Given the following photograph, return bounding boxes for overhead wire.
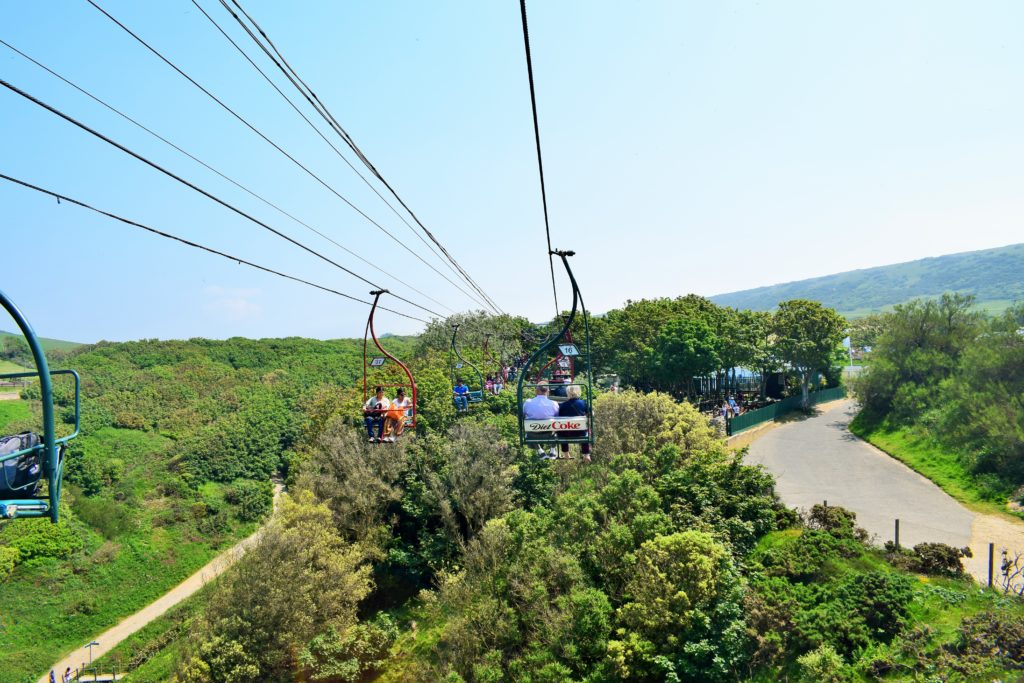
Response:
[83,0,492,312]
[194,0,494,314]
[0,173,430,324]
[0,77,443,319]
[518,0,561,318]
[221,0,506,315]
[0,37,457,315]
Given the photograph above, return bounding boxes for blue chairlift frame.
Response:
[516,250,594,448]
[449,324,484,406]
[0,288,80,522]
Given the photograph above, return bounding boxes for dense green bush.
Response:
[224,479,273,522]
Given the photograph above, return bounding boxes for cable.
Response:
[518,0,560,317]
[0,38,457,316]
[197,0,484,312]
[84,0,491,312]
[0,173,430,323]
[222,0,505,315]
[223,0,499,313]
[0,77,442,319]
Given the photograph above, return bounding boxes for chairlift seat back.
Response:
[0,432,43,499]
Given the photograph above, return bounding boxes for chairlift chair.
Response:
[362,290,417,437]
[516,251,594,450]
[449,323,484,408]
[0,288,80,522]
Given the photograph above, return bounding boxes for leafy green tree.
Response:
[653,316,721,396]
[855,294,981,420]
[186,492,373,679]
[773,300,846,408]
[177,635,259,683]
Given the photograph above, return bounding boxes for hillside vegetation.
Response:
[711,242,1024,316]
[5,299,1024,682]
[0,329,83,353]
[851,295,1024,513]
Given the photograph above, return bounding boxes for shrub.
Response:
[0,515,83,561]
[72,495,134,539]
[299,614,399,682]
[225,479,273,522]
[797,643,847,682]
[0,545,19,580]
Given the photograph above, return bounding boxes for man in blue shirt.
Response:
[453,378,470,412]
[523,384,559,459]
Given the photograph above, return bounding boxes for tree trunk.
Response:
[800,373,811,410]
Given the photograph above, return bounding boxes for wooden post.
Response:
[823,500,827,508]
[989,543,995,587]
[895,519,900,550]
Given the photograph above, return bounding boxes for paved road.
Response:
[746,400,974,550]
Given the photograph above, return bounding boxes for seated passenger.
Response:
[523,383,559,420]
[453,378,470,412]
[363,386,390,442]
[557,385,591,461]
[383,388,412,442]
[550,373,569,398]
[493,374,504,394]
[485,376,494,394]
[523,383,559,459]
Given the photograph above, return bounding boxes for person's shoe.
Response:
[369,437,378,443]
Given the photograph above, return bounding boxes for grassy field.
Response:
[849,415,1016,518]
[0,399,31,432]
[0,426,257,683]
[0,330,83,353]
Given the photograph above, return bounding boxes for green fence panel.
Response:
[727,386,847,436]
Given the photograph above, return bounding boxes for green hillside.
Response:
[710,242,1024,316]
[0,329,84,352]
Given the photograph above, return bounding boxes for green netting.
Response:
[727,386,847,436]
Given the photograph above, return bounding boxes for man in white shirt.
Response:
[363,386,390,442]
[523,384,559,458]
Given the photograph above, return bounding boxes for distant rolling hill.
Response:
[0,330,84,353]
[710,243,1024,317]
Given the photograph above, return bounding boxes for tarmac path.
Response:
[37,484,283,683]
[745,400,1024,586]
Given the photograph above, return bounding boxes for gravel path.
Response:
[745,400,1024,586]
[37,485,283,682]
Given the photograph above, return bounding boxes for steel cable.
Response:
[0,37,457,315]
[0,77,442,319]
[84,0,491,312]
[518,0,560,317]
[0,173,430,323]
[223,0,505,315]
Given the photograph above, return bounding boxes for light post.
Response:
[85,641,99,667]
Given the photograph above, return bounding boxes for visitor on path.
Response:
[728,395,738,416]
[453,378,470,412]
[383,388,411,441]
[523,383,559,459]
[557,384,591,462]
[363,386,390,442]
[63,668,72,683]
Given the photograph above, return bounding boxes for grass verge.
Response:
[849,413,1016,519]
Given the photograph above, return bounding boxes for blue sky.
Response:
[2,1,1022,342]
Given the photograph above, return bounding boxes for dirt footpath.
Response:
[38,485,283,682]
